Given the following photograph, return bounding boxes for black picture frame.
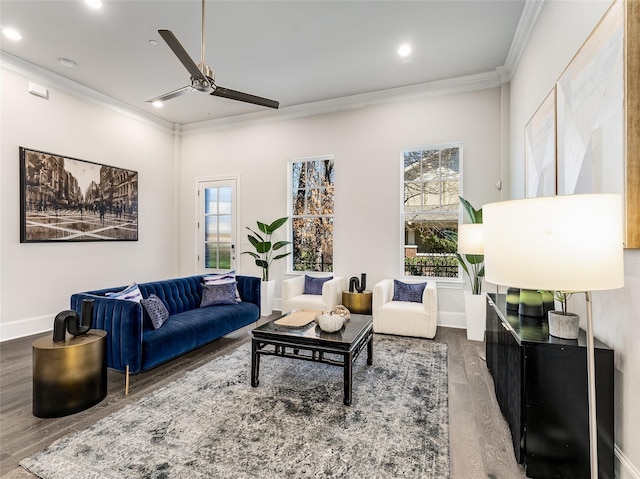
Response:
[19,147,138,242]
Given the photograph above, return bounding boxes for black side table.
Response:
[32,329,107,418]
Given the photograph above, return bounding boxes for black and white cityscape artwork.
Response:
[20,147,138,242]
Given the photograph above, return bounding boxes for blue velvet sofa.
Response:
[70,275,260,388]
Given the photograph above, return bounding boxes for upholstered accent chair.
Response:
[281,275,346,314]
[372,279,438,339]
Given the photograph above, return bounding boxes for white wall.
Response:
[178,87,504,328]
[0,67,178,340]
[510,1,640,477]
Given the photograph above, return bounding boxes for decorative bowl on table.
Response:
[317,313,345,333]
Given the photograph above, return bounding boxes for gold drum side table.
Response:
[341,290,373,315]
[32,329,107,418]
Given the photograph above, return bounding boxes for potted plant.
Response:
[548,291,579,339]
[456,196,486,341]
[242,217,291,316]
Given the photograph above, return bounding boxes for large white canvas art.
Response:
[556,0,624,196]
[525,88,556,198]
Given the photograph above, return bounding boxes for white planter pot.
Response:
[260,280,275,317]
[548,310,579,339]
[465,291,486,342]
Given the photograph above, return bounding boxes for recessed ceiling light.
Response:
[149,39,159,46]
[58,58,76,68]
[84,0,102,9]
[152,101,163,108]
[398,44,412,58]
[2,28,22,41]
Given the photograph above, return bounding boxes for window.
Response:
[402,144,461,278]
[289,156,335,272]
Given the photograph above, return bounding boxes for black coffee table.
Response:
[251,313,373,405]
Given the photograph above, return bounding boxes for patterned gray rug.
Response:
[20,334,449,479]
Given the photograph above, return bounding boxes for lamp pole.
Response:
[585,291,598,479]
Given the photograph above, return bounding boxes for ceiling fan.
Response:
[147,0,278,109]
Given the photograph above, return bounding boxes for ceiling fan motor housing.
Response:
[190,63,214,92]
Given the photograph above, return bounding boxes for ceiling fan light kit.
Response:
[147,0,278,110]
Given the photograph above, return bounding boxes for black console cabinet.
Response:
[485,294,614,479]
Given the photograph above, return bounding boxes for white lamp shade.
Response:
[458,224,484,254]
[483,194,624,292]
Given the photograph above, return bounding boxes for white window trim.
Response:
[287,154,335,274]
[399,142,464,281]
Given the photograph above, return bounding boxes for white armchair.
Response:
[372,279,438,339]
[281,275,346,314]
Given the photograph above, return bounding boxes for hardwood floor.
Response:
[0,318,527,479]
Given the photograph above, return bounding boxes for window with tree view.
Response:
[290,156,334,272]
[403,144,460,278]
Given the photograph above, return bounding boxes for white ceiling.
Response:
[0,0,531,126]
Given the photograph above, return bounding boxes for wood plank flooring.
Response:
[0,317,528,478]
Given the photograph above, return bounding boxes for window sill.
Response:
[401,277,465,290]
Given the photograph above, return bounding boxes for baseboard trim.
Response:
[616,444,640,479]
[438,311,467,330]
[0,315,52,342]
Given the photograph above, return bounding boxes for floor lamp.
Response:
[482,194,624,479]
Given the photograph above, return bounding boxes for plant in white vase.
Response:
[456,196,484,294]
[243,217,291,282]
[242,217,291,316]
[456,197,486,342]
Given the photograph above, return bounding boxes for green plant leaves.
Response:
[459,196,483,224]
[465,254,484,265]
[457,197,484,294]
[242,217,290,281]
[267,217,289,233]
[272,240,291,250]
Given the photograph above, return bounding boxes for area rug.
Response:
[20,334,449,479]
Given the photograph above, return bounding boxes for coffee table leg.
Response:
[343,352,353,406]
[367,332,373,365]
[251,339,260,387]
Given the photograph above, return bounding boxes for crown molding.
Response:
[503,0,545,81]
[181,70,503,134]
[0,51,175,134]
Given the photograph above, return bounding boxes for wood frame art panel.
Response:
[626,0,640,248]
[525,87,557,198]
[19,147,138,242]
[556,0,639,248]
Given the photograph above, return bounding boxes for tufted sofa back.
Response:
[137,276,202,315]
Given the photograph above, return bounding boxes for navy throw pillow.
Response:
[304,275,333,295]
[201,282,239,307]
[140,294,170,329]
[392,280,427,303]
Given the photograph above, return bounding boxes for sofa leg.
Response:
[125,365,130,395]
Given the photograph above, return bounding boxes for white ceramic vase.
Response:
[464,291,486,342]
[260,280,275,316]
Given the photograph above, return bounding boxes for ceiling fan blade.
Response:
[211,86,279,109]
[158,29,207,82]
[146,85,194,103]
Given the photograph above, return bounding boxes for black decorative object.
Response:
[506,287,520,312]
[348,273,367,293]
[52,299,94,342]
[518,289,544,317]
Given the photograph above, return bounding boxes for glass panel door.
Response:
[198,179,237,272]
